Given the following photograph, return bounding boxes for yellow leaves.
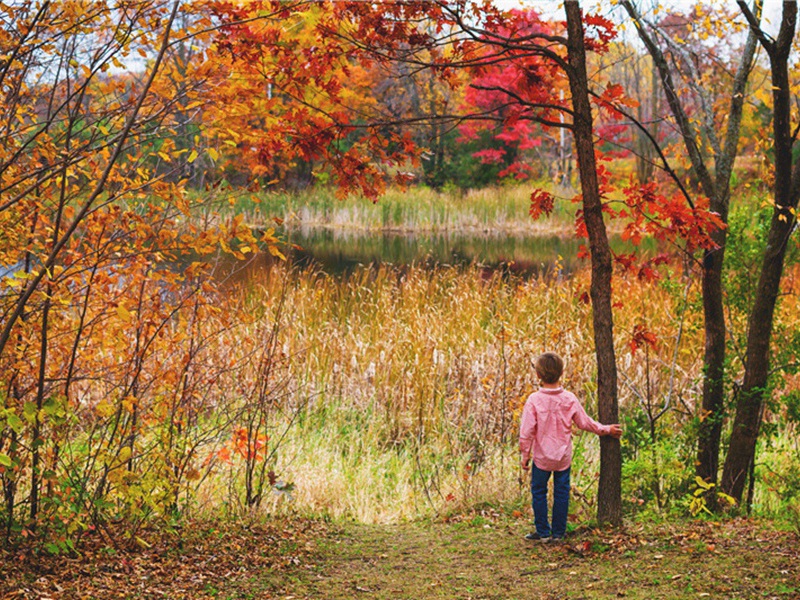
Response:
[95,399,116,418]
[188,149,199,163]
[267,244,286,260]
[122,395,137,413]
[207,147,219,161]
[117,303,133,323]
[689,477,736,516]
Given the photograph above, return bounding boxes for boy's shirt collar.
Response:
[538,385,564,393]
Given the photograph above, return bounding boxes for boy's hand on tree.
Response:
[609,424,623,438]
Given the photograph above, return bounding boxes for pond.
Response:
[214,225,656,282]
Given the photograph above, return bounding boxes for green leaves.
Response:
[5,410,24,434]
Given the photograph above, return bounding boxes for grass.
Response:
[221,182,580,233]
[238,516,799,600]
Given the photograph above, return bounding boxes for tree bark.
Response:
[723,1,798,502]
[565,0,621,526]
[621,0,759,500]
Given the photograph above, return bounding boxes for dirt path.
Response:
[261,518,798,600]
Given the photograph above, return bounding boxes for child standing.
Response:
[519,352,622,541]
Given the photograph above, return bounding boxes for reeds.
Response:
[232,183,578,234]
[211,260,710,523]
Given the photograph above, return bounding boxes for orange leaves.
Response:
[594,83,639,118]
[215,428,270,465]
[620,181,725,252]
[204,0,392,196]
[529,189,555,220]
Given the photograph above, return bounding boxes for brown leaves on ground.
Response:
[1,516,798,599]
[0,517,327,599]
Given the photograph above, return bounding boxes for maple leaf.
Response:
[530,189,555,220]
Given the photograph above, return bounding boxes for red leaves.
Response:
[456,9,564,182]
[630,323,658,354]
[529,189,555,220]
[499,162,536,180]
[582,13,617,52]
[620,182,725,252]
[614,252,671,282]
[473,148,506,164]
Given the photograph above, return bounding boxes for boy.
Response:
[519,352,622,541]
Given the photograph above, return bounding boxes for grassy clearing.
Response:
[4,514,796,599]
[240,516,799,600]
[220,263,700,524]
[199,259,800,527]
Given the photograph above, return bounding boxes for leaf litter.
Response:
[1,515,798,599]
[1,518,326,599]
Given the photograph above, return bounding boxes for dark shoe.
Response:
[524,532,551,542]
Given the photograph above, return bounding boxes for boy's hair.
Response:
[535,352,563,384]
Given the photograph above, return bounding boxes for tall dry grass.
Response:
[206,260,710,524]
[230,183,578,234]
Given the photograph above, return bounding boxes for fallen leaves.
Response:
[1,517,327,600]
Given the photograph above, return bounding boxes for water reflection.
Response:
[214,226,655,283]
[283,228,588,277]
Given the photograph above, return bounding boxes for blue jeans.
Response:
[530,463,570,538]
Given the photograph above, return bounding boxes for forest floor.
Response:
[2,515,798,599]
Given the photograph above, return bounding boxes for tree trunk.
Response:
[565,0,621,527]
[622,0,759,501]
[723,1,798,502]
[696,243,726,490]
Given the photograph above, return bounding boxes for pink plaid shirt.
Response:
[519,386,612,472]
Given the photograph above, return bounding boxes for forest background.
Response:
[1,0,799,566]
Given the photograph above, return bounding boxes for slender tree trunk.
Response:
[565,0,621,526]
[696,242,726,489]
[723,1,798,502]
[697,2,759,504]
[622,0,759,501]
